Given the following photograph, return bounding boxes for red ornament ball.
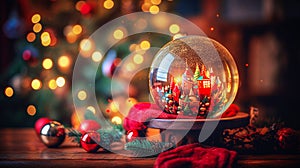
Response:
[40,121,65,148]
[79,120,101,135]
[34,117,52,135]
[80,131,101,153]
[126,130,139,142]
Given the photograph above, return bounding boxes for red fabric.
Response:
[154,143,237,168]
[123,102,239,132]
[221,104,240,118]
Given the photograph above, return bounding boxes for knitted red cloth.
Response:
[123,102,239,132]
[154,143,237,168]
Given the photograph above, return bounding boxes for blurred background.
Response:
[0,0,299,129]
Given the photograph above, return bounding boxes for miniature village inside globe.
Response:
[149,36,239,119]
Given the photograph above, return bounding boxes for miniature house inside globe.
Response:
[149,35,239,118]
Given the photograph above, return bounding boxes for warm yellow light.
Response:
[31,14,41,23]
[133,54,144,64]
[77,90,87,100]
[75,1,85,11]
[58,56,71,68]
[4,87,14,97]
[66,32,77,43]
[87,106,96,114]
[149,5,159,14]
[111,116,122,124]
[42,58,53,70]
[129,44,137,52]
[126,62,135,71]
[80,39,92,51]
[56,77,65,87]
[151,0,161,5]
[26,32,36,42]
[27,105,37,116]
[91,51,103,62]
[169,24,180,34]
[41,32,51,46]
[140,40,151,50]
[103,0,114,9]
[48,79,57,90]
[72,24,82,35]
[33,23,42,33]
[110,102,119,113]
[113,29,124,40]
[31,79,42,90]
[141,3,151,12]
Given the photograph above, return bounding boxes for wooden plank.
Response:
[0,128,299,168]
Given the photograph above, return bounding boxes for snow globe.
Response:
[148,35,249,146]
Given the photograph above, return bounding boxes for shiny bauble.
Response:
[40,121,66,148]
[80,131,101,153]
[34,117,52,135]
[79,119,101,135]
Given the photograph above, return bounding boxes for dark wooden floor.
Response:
[0,128,299,167]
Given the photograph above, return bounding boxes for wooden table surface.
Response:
[0,128,300,168]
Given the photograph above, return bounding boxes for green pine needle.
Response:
[125,139,175,157]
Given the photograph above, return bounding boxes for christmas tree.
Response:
[0,0,187,128]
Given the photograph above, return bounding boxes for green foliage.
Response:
[124,139,175,157]
[97,127,123,149]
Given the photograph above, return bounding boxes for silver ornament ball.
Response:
[40,121,66,148]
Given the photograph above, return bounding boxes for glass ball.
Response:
[149,35,239,118]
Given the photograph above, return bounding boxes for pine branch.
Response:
[125,139,175,157]
[67,128,82,144]
[97,127,123,149]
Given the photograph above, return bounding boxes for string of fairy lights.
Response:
[3,0,219,126]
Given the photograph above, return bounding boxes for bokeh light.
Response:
[4,87,14,97]
[113,29,124,40]
[111,116,122,124]
[87,106,96,114]
[103,0,114,9]
[26,32,36,42]
[91,51,103,62]
[42,58,53,70]
[31,79,42,90]
[31,14,41,23]
[56,77,65,87]
[140,40,151,50]
[151,0,162,5]
[48,79,57,90]
[141,3,151,12]
[133,54,144,64]
[80,38,93,52]
[169,24,180,34]
[58,55,71,68]
[126,62,135,71]
[27,105,37,116]
[75,1,85,11]
[77,90,87,100]
[41,32,51,46]
[33,23,42,33]
[72,24,82,35]
[149,5,159,14]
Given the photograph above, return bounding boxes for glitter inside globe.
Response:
[149,35,239,118]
